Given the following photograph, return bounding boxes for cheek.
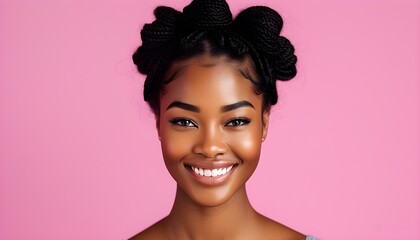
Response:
[160,130,191,181]
[227,127,263,164]
[160,127,192,163]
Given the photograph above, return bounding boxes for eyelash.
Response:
[170,118,197,127]
[225,118,251,127]
[169,118,251,128]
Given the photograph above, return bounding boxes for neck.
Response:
[163,185,259,240]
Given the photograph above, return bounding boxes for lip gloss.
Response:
[187,165,236,186]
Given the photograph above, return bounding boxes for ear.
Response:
[262,110,270,142]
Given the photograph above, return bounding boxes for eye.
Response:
[170,118,197,128]
[225,118,251,127]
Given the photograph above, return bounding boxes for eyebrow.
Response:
[166,101,200,112]
[221,101,254,112]
[165,100,254,113]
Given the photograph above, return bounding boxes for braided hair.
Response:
[132,0,297,116]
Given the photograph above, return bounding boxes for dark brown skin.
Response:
[130,55,305,240]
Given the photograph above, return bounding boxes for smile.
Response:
[185,163,237,186]
[190,166,234,177]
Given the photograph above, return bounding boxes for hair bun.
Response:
[181,0,233,31]
[133,6,181,74]
[271,36,297,80]
[234,6,297,80]
[234,6,283,54]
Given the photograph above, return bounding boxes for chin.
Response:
[172,163,257,208]
[187,185,242,207]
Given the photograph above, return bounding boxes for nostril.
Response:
[192,130,229,157]
[197,149,227,158]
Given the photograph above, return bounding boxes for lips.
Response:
[190,165,234,177]
[184,163,237,186]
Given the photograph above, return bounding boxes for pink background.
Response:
[1,0,419,239]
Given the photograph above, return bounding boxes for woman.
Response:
[131,0,318,239]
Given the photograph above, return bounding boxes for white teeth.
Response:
[190,166,235,177]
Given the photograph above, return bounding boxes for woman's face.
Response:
[157,54,269,207]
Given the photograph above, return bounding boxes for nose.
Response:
[193,126,228,158]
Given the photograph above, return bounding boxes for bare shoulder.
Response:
[128,219,167,240]
[257,214,307,240]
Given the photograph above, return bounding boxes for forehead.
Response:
[160,55,262,108]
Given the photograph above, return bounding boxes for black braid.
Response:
[181,0,232,30]
[132,0,297,116]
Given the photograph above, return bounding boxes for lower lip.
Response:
[186,166,236,186]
